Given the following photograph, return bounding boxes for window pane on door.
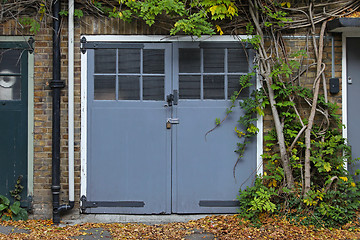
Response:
[179,49,200,73]
[119,76,140,100]
[94,76,116,100]
[118,49,140,73]
[179,75,200,99]
[143,49,164,74]
[204,75,224,99]
[228,49,248,73]
[0,75,21,100]
[0,49,21,74]
[204,49,224,73]
[95,49,116,73]
[228,75,249,99]
[143,76,164,100]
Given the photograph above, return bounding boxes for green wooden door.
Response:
[0,42,28,199]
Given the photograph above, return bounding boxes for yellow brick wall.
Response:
[0,16,345,219]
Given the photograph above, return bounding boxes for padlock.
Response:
[166,120,171,129]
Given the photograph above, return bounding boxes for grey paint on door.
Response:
[86,42,257,214]
[347,37,360,180]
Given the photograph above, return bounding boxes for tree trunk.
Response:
[303,21,327,195]
[265,76,295,188]
[248,0,294,188]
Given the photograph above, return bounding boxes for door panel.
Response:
[172,43,256,213]
[172,102,256,213]
[86,41,257,214]
[347,37,360,180]
[0,46,28,200]
[87,44,172,214]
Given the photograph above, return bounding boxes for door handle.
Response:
[166,94,174,106]
[165,90,178,107]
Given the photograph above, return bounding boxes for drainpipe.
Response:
[331,36,335,78]
[50,0,74,224]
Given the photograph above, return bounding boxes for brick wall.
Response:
[0,16,344,219]
[262,35,343,133]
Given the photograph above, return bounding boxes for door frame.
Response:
[342,33,360,170]
[0,36,34,197]
[80,35,264,204]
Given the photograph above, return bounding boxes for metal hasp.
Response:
[167,118,179,124]
[50,0,74,225]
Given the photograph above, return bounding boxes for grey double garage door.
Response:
[84,41,257,214]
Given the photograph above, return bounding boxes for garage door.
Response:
[83,41,257,214]
[346,37,360,180]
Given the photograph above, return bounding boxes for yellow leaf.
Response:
[351,182,356,187]
[216,25,223,35]
[268,179,277,187]
[118,12,123,17]
[323,162,331,172]
[281,2,291,8]
[340,176,348,182]
[227,5,236,16]
[209,5,218,16]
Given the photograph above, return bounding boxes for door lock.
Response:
[166,94,174,106]
[165,90,178,107]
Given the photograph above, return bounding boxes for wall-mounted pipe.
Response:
[331,36,335,78]
[50,0,74,224]
[68,0,75,204]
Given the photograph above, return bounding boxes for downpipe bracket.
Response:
[49,80,65,89]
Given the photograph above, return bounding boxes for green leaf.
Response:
[18,208,28,221]
[0,195,10,206]
[59,10,68,16]
[74,9,84,19]
[10,201,21,215]
[0,204,7,212]
[215,118,221,125]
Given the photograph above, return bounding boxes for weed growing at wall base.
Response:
[0,176,28,221]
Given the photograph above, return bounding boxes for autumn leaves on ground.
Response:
[1,215,360,239]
